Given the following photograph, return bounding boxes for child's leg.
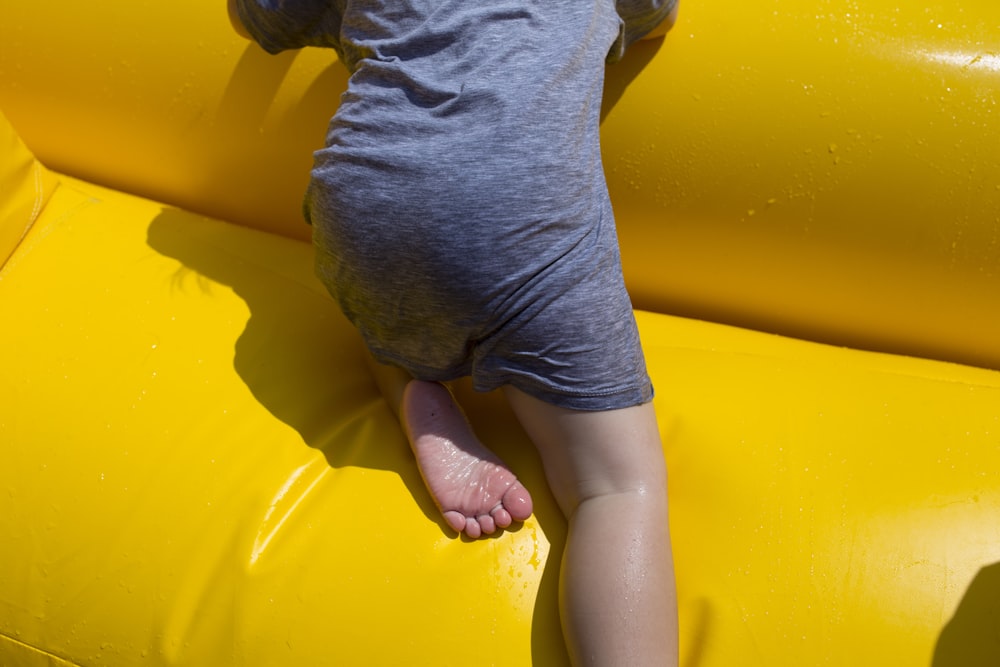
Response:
[504,386,678,667]
[366,357,533,538]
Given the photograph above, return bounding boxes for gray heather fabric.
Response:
[236,0,675,410]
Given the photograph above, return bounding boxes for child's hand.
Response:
[228,0,251,39]
[642,3,680,40]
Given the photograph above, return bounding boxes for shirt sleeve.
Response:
[234,0,342,55]
[607,0,678,63]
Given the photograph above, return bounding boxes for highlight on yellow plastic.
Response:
[1,0,997,369]
[2,1,1000,666]
[0,111,58,268]
[3,171,1000,667]
[604,0,1000,370]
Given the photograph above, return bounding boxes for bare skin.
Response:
[369,357,678,666]
[367,358,533,538]
[402,380,534,537]
[504,387,678,667]
[234,2,681,660]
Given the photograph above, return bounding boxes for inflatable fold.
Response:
[2,1,1000,665]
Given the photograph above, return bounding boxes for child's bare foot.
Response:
[401,380,533,538]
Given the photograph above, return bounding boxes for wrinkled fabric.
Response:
[236,0,672,409]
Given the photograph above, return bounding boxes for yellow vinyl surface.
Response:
[1,0,998,368]
[2,171,1000,666]
[0,111,57,268]
[2,1,1000,666]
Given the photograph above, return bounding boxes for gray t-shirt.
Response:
[236,0,673,409]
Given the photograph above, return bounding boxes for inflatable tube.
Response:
[3,163,1000,666]
[1,0,998,368]
[604,1,1000,369]
[3,2,1000,666]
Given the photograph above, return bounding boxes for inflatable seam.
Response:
[0,632,84,667]
[0,161,59,272]
[19,162,54,247]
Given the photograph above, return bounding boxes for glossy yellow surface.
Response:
[2,173,1000,665]
[3,1,1000,666]
[604,1,1000,370]
[0,111,57,268]
[2,0,998,368]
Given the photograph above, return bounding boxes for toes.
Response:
[443,510,468,535]
[491,506,512,529]
[503,482,534,522]
[477,513,496,535]
[445,505,525,539]
[446,511,485,538]
[463,517,482,539]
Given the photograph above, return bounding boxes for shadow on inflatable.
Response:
[141,32,999,667]
[933,561,1000,667]
[146,209,571,665]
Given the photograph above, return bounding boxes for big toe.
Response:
[503,482,533,522]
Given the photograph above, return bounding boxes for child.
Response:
[230,1,679,664]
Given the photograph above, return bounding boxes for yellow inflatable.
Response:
[2,1,999,665]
